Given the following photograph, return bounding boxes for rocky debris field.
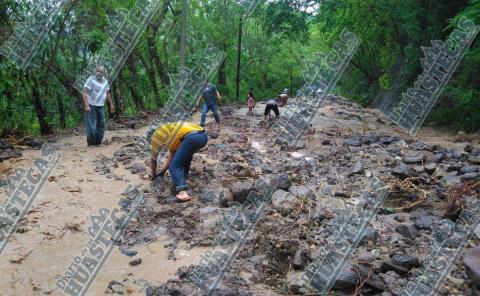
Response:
[86,96,480,296]
[0,137,44,163]
[2,97,480,296]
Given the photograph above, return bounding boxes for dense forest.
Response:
[0,0,479,136]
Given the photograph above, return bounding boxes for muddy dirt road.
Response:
[0,97,479,296]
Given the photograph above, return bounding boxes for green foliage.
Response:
[0,0,479,135]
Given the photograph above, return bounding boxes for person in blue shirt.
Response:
[200,81,222,127]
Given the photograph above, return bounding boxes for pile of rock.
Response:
[0,139,21,162]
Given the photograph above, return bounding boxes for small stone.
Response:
[380,260,409,276]
[286,272,309,294]
[395,224,417,240]
[108,280,124,294]
[414,215,434,230]
[272,174,292,190]
[209,131,219,139]
[460,165,478,174]
[218,188,234,207]
[413,165,425,173]
[359,227,378,245]
[468,155,480,165]
[392,164,409,179]
[432,153,447,163]
[379,136,396,145]
[349,161,365,176]
[271,189,297,214]
[129,258,142,266]
[461,173,480,182]
[0,149,22,161]
[331,271,360,291]
[289,186,314,198]
[0,139,13,150]
[402,154,426,164]
[344,137,363,147]
[365,135,379,145]
[231,181,253,203]
[200,190,217,204]
[384,155,395,165]
[334,190,351,198]
[394,214,407,223]
[391,255,420,270]
[121,250,138,257]
[292,249,310,270]
[114,149,127,157]
[447,163,462,172]
[449,276,465,286]
[358,251,376,263]
[440,175,462,187]
[424,163,437,174]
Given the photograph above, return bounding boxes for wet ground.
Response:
[0,97,479,296]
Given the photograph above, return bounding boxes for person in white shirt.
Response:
[82,66,115,146]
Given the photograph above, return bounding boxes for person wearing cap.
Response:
[149,122,208,202]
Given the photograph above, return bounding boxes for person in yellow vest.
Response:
[149,122,208,202]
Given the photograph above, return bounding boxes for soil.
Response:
[0,96,479,296]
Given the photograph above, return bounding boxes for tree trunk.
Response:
[126,58,144,111]
[56,92,66,128]
[147,28,170,86]
[218,0,227,90]
[112,83,125,119]
[218,43,227,89]
[117,70,135,114]
[31,78,53,135]
[235,16,243,100]
[3,89,14,117]
[136,50,161,105]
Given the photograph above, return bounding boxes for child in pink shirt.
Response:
[247,89,256,115]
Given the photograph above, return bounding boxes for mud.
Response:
[0,97,479,296]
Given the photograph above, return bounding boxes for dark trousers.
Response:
[85,105,105,146]
[200,103,220,126]
[169,132,208,191]
[264,104,279,117]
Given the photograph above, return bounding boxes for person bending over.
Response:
[264,98,280,120]
[149,122,208,202]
